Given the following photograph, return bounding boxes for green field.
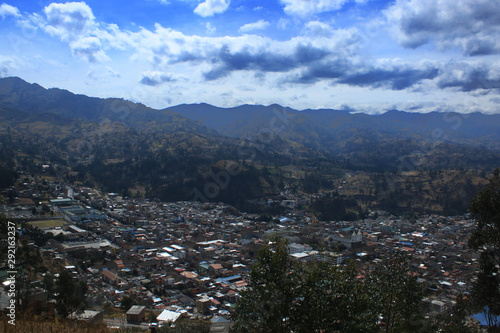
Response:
[27,219,66,229]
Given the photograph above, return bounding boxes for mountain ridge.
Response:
[0,76,499,215]
[2,76,500,170]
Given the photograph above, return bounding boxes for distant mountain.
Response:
[0,76,214,135]
[0,76,499,215]
[1,76,500,171]
[170,102,500,153]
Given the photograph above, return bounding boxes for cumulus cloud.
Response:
[5,0,499,105]
[437,61,500,91]
[194,0,230,17]
[287,57,439,90]
[43,2,96,41]
[140,71,177,86]
[206,22,216,35]
[303,21,334,38]
[277,18,289,30]
[87,66,120,81]
[0,3,20,19]
[133,25,410,89]
[280,0,349,17]
[70,37,109,63]
[200,31,358,80]
[37,2,120,63]
[385,0,500,55]
[0,55,16,77]
[238,20,270,34]
[338,62,439,90]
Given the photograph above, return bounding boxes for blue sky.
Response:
[1,0,499,113]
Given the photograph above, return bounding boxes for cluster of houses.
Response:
[0,176,484,330]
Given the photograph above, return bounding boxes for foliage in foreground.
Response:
[231,237,477,333]
[468,168,500,330]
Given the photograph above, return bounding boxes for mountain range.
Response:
[0,76,499,216]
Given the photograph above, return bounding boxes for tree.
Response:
[371,251,424,333]
[233,237,427,333]
[292,260,379,333]
[120,295,136,311]
[0,213,9,262]
[232,237,379,333]
[468,168,500,329]
[232,237,298,333]
[437,294,479,333]
[55,270,88,318]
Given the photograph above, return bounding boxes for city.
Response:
[0,172,485,331]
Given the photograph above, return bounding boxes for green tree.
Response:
[120,295,136,311]
[292,260,379,333]
[55,270,88,318]
[437,294,479,333]
[468,168,500,329]
[0,213,9,262]
[232,237,298,333]
[232,237,379,333]
[371,251,424,333]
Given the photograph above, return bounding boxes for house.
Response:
[126,305,146,323]
[69,310,103,324]
[157,309,182,324]
[196,297,211,315]
[102,270,119,285]
[50,198,73,207]
[290,252,311,262]
[209,264,223,276]
[288,243,312,254]
[210,316,233,333]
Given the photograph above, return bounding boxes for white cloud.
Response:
[0,3,20,19]
[206,22,216,35]
[140,71,177,86]
[70,37,110,63]
[194,0,230,17]
[43,2,96,41]
[2,1,499,113]
[303,21,334,38]
[87,66,120,81]
[280,0,349,18]
[277,18,289,30]
[238,20,270,34]
[385,0,500,55]
[0,55,17,77]
[39,2,123,63]
[436,60,500,92]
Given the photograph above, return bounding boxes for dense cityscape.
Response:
[1,170,493,331]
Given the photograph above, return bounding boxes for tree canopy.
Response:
[468,168,500,328]
[231,237,424,333]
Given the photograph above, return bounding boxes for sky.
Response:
[0,0,499,114]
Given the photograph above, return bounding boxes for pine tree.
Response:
[371,251,424,333]
[232,237,298,333]
[468,168,500,329]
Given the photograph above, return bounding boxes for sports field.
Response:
[27,219,66,229]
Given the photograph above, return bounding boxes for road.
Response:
[103,318,150,330]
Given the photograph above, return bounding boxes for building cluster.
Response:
[0,176,482,329]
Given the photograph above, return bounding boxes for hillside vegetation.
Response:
[0,77,499,216]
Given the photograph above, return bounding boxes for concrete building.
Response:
[126,305,146,323]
